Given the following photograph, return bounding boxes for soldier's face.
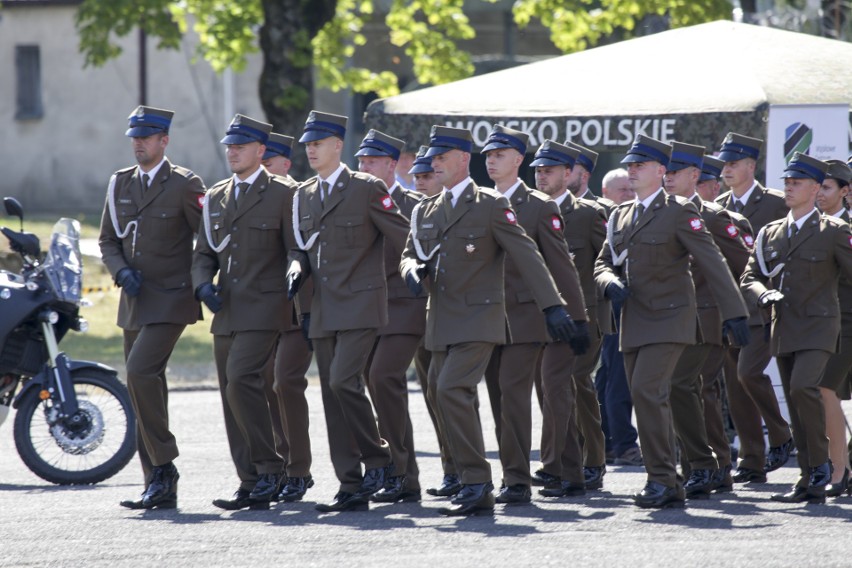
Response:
[358,155,397,185]
[534,165,569,197]
[626,161,664,194]
[132,133,168,168]
[663,167,698,197]
[226,142,264,176]
[304,137,342,173]
[816,178,848,214]
[566,166,584,194]
[484,149,522,184]
[696,179,720,202]
[261,155,291,177]
[783,177,820,211]
[414,172,442,197]
[722,158,755,191]
[431,149,468,187]
[602,176,634,205]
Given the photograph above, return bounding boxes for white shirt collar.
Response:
[734,181,758,207]
[553,190,569,208]
[636,187,665,210]
[787,208,818,231]
[502,179,523,201]
[829,207,846,218]
[233,166,264,188]
[319,163,346,191]
[139,158,166,185]
[387,181,400,195]
[577,188,592,200]
[444,176,473,205]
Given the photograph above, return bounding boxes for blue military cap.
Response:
[355,129,405,160]
[220,114,272,145]
[125,105,174,137]
[529,140,578,168]
[620,135,671,167]
[782,152,829,183]
[408,145,434,175]
[263,132,294,160]
[699,155,724,182]
[667,141,705,172]
[825,160,852,186]
[482,124,529,155]
[299,110,347,143]
[425,125,474,157]
[565,141,598,173]
[718,132,762,162]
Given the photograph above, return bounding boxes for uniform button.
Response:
[441,252,447,257]
[443,237,448,241]
[135,252,141,256]
[440,286,445,291]
[321,241,327,246]
[440,268,445,273]
[232,261,238,266]
[322,276,328,282]
[784,302,790,307]
[784,271,790,276]
[232,278,238,283]
[161,213,167,218]
[321,224,326,230]
[322,260,327,264]
[485,299,490,304]
[232,243,239,249]
[233,227,238,232]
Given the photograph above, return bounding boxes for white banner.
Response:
[766,104,850,183]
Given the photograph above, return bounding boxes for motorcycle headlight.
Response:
[39,311,59,324]
[72,317,89,333]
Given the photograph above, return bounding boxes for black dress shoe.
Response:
[538,480,586,498]
[315,491,369,512]
[355,466,389,498]
[495,484,531,504]
[372,475,421,502]
[764,438,794,472]
[120,493,147,510]
[426,473,462,497]
[771,485,817,503]
[826,468,850,497]
[438,483,495,516]
[213,488,267,511]
[803,460,832,503]
[731,466,767,483]
[711,465,733,493]
[684,468,714,500]
[633,481,685,509]
[141,462,179,509]
[248,473,282,507]
[584,466,605,490]
[531,469,560,487]
[277,475,315,502]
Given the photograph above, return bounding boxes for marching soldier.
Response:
[400,125,582,516]
[741,153,852,504]
[102,106,206,510]
[356,129,426,503]
[286,111,410,513]
[696,156,724,202]
[565,141,616,213]
[594,135,750,509]
[715,132,793,483]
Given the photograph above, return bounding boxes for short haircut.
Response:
[602,168,628,188]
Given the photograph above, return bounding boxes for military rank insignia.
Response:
[725,224,739,238]
[466,243,476,254]
[505,210,517,224]
[688,217,704,231]
[381,195,393,210]
[551,216,562,231]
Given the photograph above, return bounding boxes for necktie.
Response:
[734,200,744,213]
[634,203,645,222]
[320,181,330,208]
[790,223,799,239]
[236,181,249,202]
[141,173,150,193]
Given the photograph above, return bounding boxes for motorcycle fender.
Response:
[11,360,119,409]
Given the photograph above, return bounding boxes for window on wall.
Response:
[16,45,43,120]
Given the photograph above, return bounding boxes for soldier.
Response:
[102,106,206,510]
[257,132,316,503]
[400,125,582,516]
[600,168,634,205]
[696,156,724,202]
[410,146,442,198]
[741,153,852,504]
[565,141,616,213]
[663,141,750,499]
[594,135,750,509]
[715,133,793,484]
[355,129,425,503]
[480,127,589,504]
[191,114,290,510]
[531,140,607,498]
[286,111,410,513]
[814,160,852,496]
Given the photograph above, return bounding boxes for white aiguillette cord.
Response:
[201,193,230,253]
[607,208,628,267]
[107,173,139,253]
[754,225,785,286]
[409,201,442,277]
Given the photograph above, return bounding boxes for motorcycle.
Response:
[0,197,136,484]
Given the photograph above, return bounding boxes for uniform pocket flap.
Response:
[298,218,315,231]
[418,229,438,240]
[248,217,280,230]
[465,290,502,305]
[806,303,839,317]
[567,238,586,250]
[349,277,383,292]
[334,215,364,228]
[650,297,688,310]
[640,232,669,245]
[456,227,487,239]
[801,249,827,262]
[161,275,191,290]
[516,290,535,303]
[149,207,181,219]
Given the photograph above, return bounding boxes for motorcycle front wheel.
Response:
[13,368,136,485]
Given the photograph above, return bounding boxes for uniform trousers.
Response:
[539,342,583,485]
[776,349,832,481]
[572,330,606,467]
[366,333,422,490]
[414,342,455,476]
[623,343,686,487]
[700,344,732,468]
[124,323,185,483]
[670,343,718,470]
[213,330,283,490]
[314,329,391,493]
[428,342,495,485]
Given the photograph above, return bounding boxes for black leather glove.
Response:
[405,263,428,297]
[569,320,591,356]
[287,261,303,301]
[543,305,578,344]
[722,316,751,347]
[195,282,223,313]
[299,313,313,352]
[605,279,629,303]
[758,289,784,308]
[116,267,142,297]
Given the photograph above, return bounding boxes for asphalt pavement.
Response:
[2,380,852,568]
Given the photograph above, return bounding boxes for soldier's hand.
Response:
[758,289,784,308]
[569,320,591,356]
[722,316,751,347]
[286,260,303,300]
[299,313,313,352]
[195,282,223,313]
[604,279,629,303]
[116,267,142,298]
[543,305,578,344]
[405,263,427,297]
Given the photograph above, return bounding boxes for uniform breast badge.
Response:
[466,243,476,254]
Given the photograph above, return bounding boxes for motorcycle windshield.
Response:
[44,218,83,304]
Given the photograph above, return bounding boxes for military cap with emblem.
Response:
[126,106,174,137]
[482,124,529,155]
[620,135,671,167]
[717,132,762,162]
[263,132,294,160]
[220,114,272,145]
[354,129,405,160]
[408,145,434,175]
[565,141,599,173]
[782,152,829,183]
[666,141,706,172]
[825,159,852,186]
[699,155,724,182]
[529,139,579,168]
[298,110,347,143]
[425,125,474,157]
